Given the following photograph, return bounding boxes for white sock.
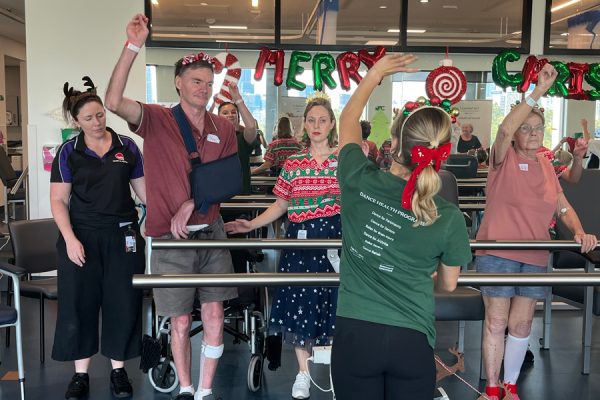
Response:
[503,334,529,384]
[180,385,195,395]
[194,388,212,400]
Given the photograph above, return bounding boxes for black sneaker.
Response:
[65,373,89,399]
[110,368,133,398]
[173,393,195,400]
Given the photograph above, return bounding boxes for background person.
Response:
[251,116,302,177]
[50,78,146,400]
[360,120,378,163]
[105,14,237,400]
[216,84,257,195]
[225,95,341,400]
[331,54,472,400]
[475,63,597,400]
[456,122,482,154]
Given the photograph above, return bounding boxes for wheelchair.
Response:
[147,246,270,394]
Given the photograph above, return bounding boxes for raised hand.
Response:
[228,83,242,102]
[126,13,149,47]
[368,54,419,81]
[536,63,558,94]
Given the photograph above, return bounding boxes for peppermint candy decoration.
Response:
[212,52,242,105]
[426,66,466,105]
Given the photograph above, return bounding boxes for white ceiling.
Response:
[0,0,26,44]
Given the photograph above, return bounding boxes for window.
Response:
[544,0,600,53]
[391,71,564,149]
[145,65,157,104]
[406,0,529,50]
[149,0,276,45]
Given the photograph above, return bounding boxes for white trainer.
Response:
[291,372,311,399]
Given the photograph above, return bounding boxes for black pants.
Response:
[331,317,435,400]
[52,225,146,361]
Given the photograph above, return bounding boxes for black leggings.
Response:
[331,317,435,400]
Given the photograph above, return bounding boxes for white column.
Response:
[25,0,146,218]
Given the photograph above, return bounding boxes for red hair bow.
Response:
[401,143,451,210]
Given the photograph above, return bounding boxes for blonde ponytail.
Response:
[411,165,442,226]
[391,107,452,227]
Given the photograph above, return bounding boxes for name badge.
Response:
[519,163,528,171]
[297,230,308,240]
[207,134,220,144]
[329,161,338,168]
[125,227,137,253]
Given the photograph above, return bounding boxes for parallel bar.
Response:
[151,238,596,250]
[132,272,600,289]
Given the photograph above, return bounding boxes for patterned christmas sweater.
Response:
[264,138,303,168]
[273,148,341,223]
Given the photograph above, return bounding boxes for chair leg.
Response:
[15,314,25,400]
[40,295,45,363]
[582,285,593,375]
[6,287,11,348]
[457,320,466,353]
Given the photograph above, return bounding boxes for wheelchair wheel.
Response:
[247,354,263,392]
[149,358,179,393]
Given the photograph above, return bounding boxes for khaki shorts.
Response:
[151,217,238,317]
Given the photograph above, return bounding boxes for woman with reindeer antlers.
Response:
[50,76,146,400]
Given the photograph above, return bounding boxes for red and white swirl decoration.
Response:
[426,66,466,105]
[212,52,242,105]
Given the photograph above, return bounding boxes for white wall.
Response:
[25,0,146,219]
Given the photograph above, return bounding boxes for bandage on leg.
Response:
[196,342,224,398]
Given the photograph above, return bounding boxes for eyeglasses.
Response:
[518,124,545,134]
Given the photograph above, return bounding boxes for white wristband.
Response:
[125,41,141,53]
[525,95,537,108]
[234,99,243,105]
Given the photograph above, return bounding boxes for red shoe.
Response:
[503,383,520,400]
[482,386,504,400]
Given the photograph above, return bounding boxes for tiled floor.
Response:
[0,295,599,399]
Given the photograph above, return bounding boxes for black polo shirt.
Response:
[50,128,144,229]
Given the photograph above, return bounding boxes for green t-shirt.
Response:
[337,143,472,348]
[236,131,253,195]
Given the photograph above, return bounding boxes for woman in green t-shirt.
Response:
[331,54,472,400]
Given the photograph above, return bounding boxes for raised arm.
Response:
[105,13,149,126]
[339,54,418,150]
[581,118,592,141]
[492,63,557,167]
[251,160,274,175]
[229,83,257,144]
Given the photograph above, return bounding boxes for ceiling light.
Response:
[251,0,259,7]
[420,0,429,3]
[387,29,400,33]
[209,25,248,29]
[561,32,569,36]
[366,40,397,45]
[151,0,159,4]
[442,5,458,9]
[407,29,426,33]
[379,5,387,9]
[200,2,208,5]
[551,0,579,13]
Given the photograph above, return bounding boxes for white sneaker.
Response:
[291,372,311,399]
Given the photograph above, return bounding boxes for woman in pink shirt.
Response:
[475,64,597,400]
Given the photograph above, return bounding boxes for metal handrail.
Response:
[150,238,597,251]
[132,272,600,289]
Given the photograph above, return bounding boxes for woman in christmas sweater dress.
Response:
[225,94,340,400]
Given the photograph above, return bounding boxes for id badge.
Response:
[125,227,137,253]
[297,229,308,240]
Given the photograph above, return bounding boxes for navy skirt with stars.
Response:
[269,214,341,348]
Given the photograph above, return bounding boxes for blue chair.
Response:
[0,261,26,400]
